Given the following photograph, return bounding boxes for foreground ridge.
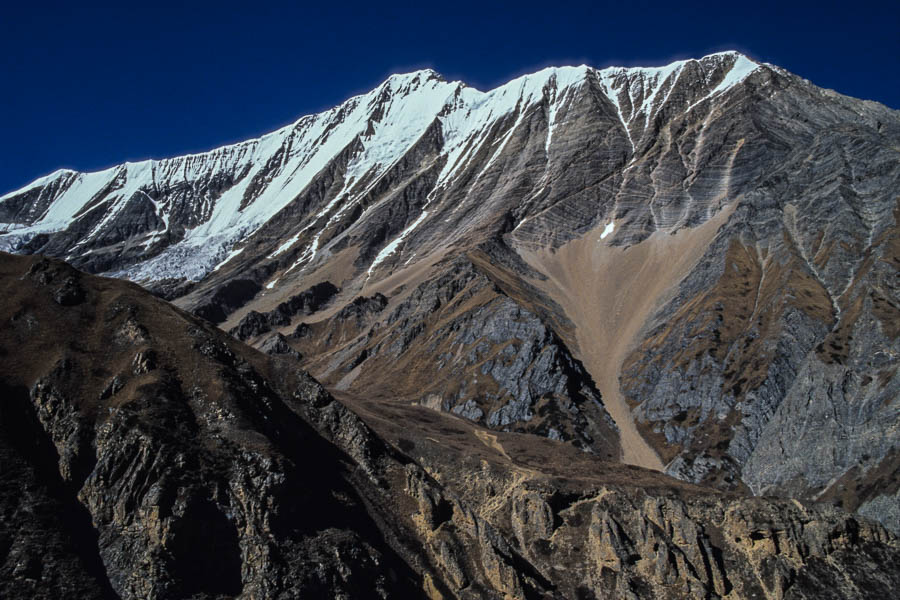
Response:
[1,251,898,598]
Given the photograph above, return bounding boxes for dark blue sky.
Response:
[2,0,898,194]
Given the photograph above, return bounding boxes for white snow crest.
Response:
[435,66,591,189]
[1,53,760,282]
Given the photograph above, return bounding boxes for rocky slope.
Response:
[2,251,900,599]
[2,50,899,538]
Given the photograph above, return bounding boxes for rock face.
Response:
[2,252,899,600]
[228,281,339,341]
[296,256,620,457]
[0,254,430,598]
[1,50,899,540]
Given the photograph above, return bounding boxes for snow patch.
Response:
[269,231,302,258]
[600,221,615,239]
[367,210,430,276]
[212,247,244,272]
[597,77,635,153]
[285,231,322,274]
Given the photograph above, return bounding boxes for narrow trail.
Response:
[519,205,734,471]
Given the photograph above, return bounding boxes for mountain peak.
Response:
[704,49,751,59]
[381,68,445,88]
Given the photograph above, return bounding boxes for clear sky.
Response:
[2,0,898,194]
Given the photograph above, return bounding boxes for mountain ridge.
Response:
[0,50,763,198]
[0,51,764,284]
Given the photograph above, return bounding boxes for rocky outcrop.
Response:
[192,278,262,324]
[487,479,897,599]
[265,281,339,324]
[1,254,430,598]
[335,292,389,326]
[740,205,900,531]
[258,332,302,359]
[228,281,339,340]
[616,88,900,523]
[376,406,900,600]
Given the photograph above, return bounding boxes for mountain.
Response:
[1,53,767,283]
[3,251,899,599]
[2,49,899,543]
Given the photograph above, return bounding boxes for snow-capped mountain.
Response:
[1,52,759,283]
[3,51,900,538]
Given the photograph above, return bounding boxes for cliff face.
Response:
[2,51,899,543]
[2,252,899,599]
